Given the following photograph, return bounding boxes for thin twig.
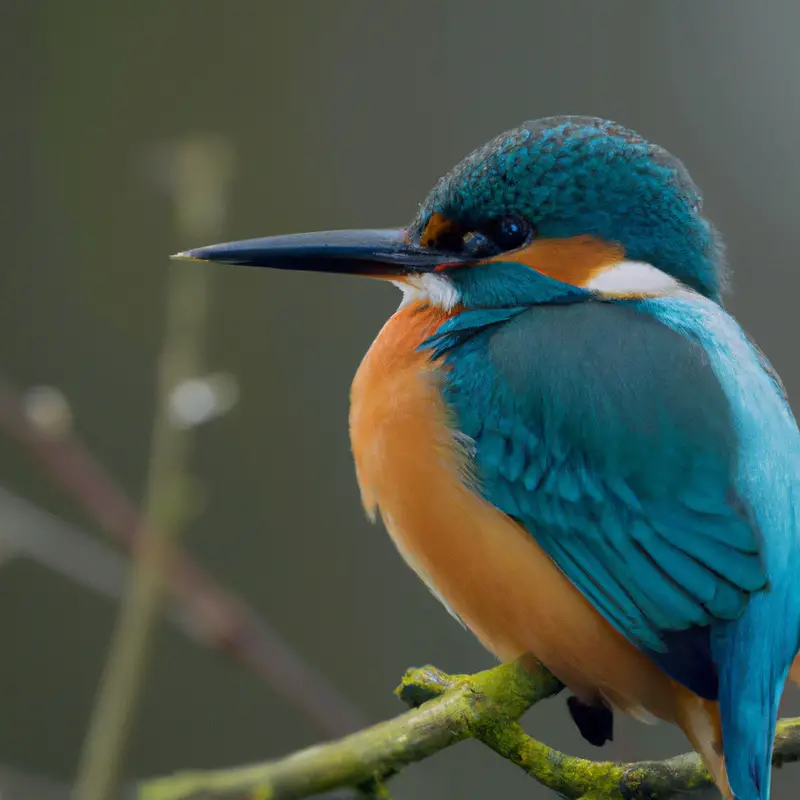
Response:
[137,660,800,800]
[0,484,131,602]
[0,133,364,742]
[74,137,222,800]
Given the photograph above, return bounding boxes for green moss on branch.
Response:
[138,660,800,800]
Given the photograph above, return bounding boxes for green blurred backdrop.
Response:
[3,2,800,798]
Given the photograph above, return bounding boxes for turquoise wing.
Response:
[425,300,768,698]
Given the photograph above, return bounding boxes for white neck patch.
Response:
[393,273,460,311]
[392,260,684,309]
[586,260,683,297]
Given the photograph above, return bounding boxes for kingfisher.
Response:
[173,116,800,799]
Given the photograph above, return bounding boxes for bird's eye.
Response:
[457,217,533,259]
[420,214,532,259]
[491,216,532,252]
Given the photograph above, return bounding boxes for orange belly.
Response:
[349,300,729,792]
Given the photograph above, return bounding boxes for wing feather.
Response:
[430,300,767,697]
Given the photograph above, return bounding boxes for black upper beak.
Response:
[170,228,470,276]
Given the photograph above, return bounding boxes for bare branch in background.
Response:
[0,377,365,738]
[74,134,231,800]
[0,484,129,602]
[0,484,218,640]
[0,133,365,800]
[138,660,800,800]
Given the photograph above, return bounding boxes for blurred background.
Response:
[4,2,800,798]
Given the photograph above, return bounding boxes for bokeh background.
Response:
[4,2,800,798]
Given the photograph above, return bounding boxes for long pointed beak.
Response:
[170,228,469,277]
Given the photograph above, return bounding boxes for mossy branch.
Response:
[137,660,800,799]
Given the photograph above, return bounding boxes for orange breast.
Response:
[349,301,725,788]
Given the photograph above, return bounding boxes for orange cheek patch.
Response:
[487,235,624,287]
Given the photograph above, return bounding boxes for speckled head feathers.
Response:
[411,116,726,300]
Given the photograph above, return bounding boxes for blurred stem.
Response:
[75,263,209,800]
[0,379,367,737]
[74,137,229,800]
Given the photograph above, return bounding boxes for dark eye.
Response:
[419,214,532,258]
[491,216,531,251]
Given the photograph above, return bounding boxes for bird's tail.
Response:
[713,601,795,800]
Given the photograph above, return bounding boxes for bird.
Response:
[172,116,800,800]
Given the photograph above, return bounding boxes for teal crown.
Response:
[411,116,725,300]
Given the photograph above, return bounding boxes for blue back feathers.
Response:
[423,296,768,696]
[422,291,800,799]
